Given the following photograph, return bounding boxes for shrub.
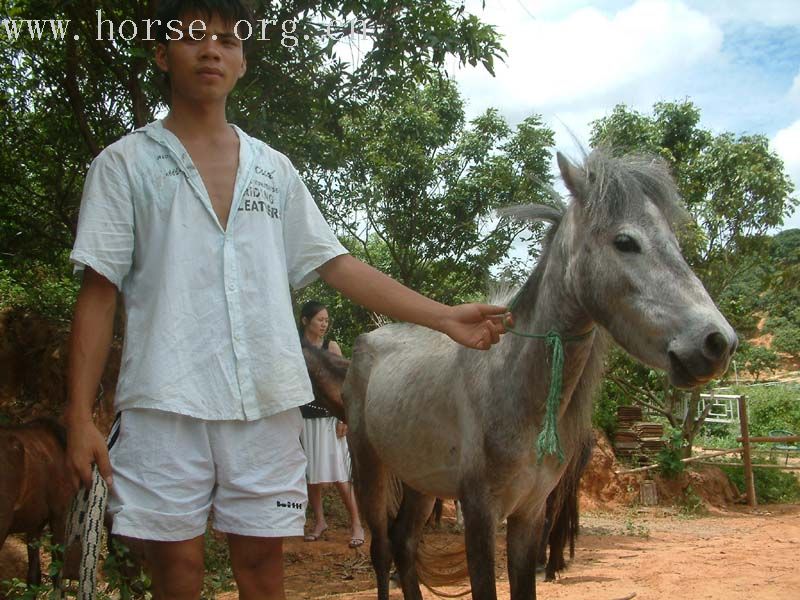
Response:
[739,384,800,436]
[734,342,779,381]
[0,258,79,324]
[772,326,800,358]
[593,380,622,440]
[721,461,800,504]
[657,429,686,479]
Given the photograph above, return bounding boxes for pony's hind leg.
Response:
[389,485,435,600]
[350,439,395,600]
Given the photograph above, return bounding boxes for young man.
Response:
[65,1,507,599]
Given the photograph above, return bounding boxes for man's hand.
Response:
[336,421,347,438]
[66,419,113,490]
[438,304,510,350]
[318,256,512,350]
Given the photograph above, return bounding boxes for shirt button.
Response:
[228,283,235,291]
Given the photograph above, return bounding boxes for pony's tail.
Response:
[416,537,471,598]
[383,480,471,597]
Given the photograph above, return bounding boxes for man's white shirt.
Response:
[71,120,348,420]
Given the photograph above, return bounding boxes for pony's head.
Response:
[502,149,737,388]
[556,149,736,387]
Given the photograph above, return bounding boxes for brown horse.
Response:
[302,345,350,421]
[0,419,76,585]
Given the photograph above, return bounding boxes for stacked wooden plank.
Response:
[613,406,643,456]
[617,405,643,425]
[613,406,666,459]
[634,422,666,454]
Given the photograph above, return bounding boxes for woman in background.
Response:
[299,301,365,548]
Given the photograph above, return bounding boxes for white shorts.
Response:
[107,408,307,541]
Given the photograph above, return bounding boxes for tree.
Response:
[590,101,797,456]
[0,0,504,278]
[296,80,557,350]
[315,80,555,302]
[761,229,800,359]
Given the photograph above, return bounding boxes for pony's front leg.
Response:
[507,508,542,600]
[26,537,42,586]
[459,480,498,600]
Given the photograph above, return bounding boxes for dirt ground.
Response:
[9,503,794,600]
[255,502,800,600]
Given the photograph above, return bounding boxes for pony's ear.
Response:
[557,152,589,202]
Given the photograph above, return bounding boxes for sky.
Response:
[448,0,800,231]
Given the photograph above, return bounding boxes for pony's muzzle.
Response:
[667,325,737,388]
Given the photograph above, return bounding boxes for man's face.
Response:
[155,12,247,104]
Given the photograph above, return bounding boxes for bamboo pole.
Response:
[615,448,743,475]
[736,436,800,443]
[738,395,757,507]
[695,462,800,471]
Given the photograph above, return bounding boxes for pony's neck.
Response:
[508,217,597,423]
[513,219,592,340]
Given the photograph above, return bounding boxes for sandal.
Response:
[348,537,365,548]
[304,527,328,542]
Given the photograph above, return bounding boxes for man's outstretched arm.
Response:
[316,254,508,350]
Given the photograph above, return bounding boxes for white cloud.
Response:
[772,120,800,230]
[456,0,722,117]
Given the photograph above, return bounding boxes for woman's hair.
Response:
[298,300,327,336]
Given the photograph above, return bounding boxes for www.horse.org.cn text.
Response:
[1,10,374,48]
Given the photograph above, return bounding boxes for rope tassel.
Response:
[536,331,566,463]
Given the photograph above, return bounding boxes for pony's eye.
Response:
[613,234,641,253]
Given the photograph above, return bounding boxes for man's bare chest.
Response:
[187,146,239,230]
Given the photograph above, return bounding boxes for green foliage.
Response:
[1,0,503,270]
[0,530,236,599]
[771,325,800,358]
[593,379,624,440]
[101,538,151,599]
[657,429,687,479]
[316,80,556,305]
[202,531,235,599]
[734,342,779,382]
[721,461,800,504]
[695,421,740,449]
[678,484,707,517]
[740,384,800,436]
[0,257,79,323]
[0,535,63,600]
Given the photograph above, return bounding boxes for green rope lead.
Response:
[503,306,594,464]
[536,331,566,464]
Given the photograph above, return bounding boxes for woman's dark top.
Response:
[300,338,333,419]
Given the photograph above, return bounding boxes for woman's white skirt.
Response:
[301,416,351,484]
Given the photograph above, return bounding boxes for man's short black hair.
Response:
[154,0,255,52]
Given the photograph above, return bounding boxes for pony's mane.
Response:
[492,202,563,310]
[3,417,68,449]
[581,148,688,230]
